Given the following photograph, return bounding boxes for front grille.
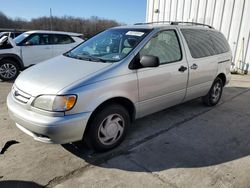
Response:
[12,87,31,104]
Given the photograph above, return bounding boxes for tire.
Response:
[0,59,20,81]
[84,104,130,152]
[202,77,223,106]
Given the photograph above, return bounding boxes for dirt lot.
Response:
[0,75,250,188]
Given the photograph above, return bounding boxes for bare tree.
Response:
[0,12,121,38]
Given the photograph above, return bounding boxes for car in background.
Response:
[0,31,24,39]
[0,30,84,81]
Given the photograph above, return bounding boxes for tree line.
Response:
[0,12,121,38]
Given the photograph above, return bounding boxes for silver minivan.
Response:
[7,22,232,151]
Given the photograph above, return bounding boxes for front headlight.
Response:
[32,95,77,112]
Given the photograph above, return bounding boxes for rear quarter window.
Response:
[181,29,216,58]
[53,34,74,44]
[208,31,230,54]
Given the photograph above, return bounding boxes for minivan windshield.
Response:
[65,28,152,63]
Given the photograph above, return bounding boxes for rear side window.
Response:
[181,29,215,58]
[208,31,230,54]
[53,34,74,44]
[139,30,182,64]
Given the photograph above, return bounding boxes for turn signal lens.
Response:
[53,95,77,111]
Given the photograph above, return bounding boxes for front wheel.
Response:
[0,59,20,81]
[202,77,223,106]
[84,104,130,152]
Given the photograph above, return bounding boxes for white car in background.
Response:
[0,30,84,81]
[0,31,24,39]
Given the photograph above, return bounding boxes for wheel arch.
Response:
[216,73,226,86]
[83,97,136,137]
[0,53,24,70]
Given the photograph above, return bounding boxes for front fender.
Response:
[64,73,138,116]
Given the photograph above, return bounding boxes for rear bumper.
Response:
[7,93,91,144]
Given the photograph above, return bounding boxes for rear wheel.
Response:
[84,104,130,152]
[0,59,20,81]
[202,77,223,106]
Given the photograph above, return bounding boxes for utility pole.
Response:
[50,8,53,31]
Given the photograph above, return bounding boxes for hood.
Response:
[15,55,111,96]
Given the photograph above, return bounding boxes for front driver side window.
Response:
[26,34,40,45]
[139,30,182,64]
[25,34,51,45]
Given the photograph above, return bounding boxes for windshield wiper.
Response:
[65,52,109,63]
[75,54,89,61]
[88,56,107,63]
[64,51,74,58]
[75,54,107,63]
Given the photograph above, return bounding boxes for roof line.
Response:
[134,21,214,29]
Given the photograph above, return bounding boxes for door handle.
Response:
[190,63,198,70]
[178,66,187,72]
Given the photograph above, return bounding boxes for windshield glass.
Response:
[65,28,152,62]
[14,33,29,44]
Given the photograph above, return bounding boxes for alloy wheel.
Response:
[0,63,17,79]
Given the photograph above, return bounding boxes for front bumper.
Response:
[7,93,91,144]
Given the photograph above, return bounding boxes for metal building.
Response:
[146,0,250,73]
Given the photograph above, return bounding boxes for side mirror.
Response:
[24,41,31,46]
[140,55,160,68]
[22,41,34,46]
